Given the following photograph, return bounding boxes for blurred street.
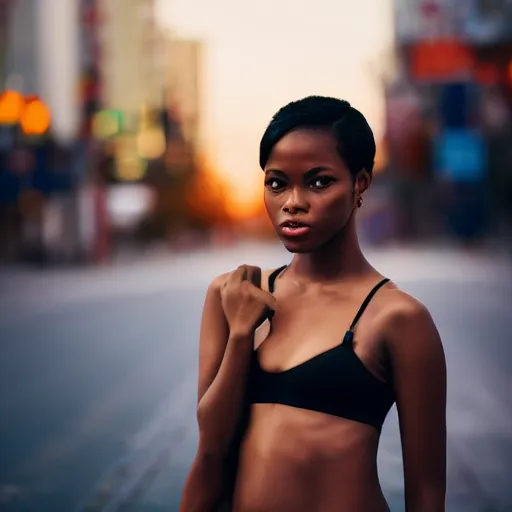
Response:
[0,242,511,512]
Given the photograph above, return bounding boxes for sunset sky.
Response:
[155,0,395,213]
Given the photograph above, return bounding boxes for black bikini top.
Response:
[249,266,395,430]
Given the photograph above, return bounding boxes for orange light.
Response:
[0,90,25,124]
[20,98,51,135]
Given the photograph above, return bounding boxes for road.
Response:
[0,242,511,511]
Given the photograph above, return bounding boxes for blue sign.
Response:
[434,129,486,182]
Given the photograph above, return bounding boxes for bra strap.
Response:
[349,278,390,331]
[268,265,287,293]
[266,265,287,322]
[344,278,390,349]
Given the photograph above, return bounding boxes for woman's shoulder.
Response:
[380,284,429,316]
[376,284,441,350]
[377,284,432,326]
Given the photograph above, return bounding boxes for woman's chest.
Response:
[254,291,386,379]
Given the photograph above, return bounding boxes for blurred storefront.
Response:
[387,0,512,244]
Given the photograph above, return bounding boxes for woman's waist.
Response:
[234,439,386,512]
[237,429,380,483]
[236,404,382,486]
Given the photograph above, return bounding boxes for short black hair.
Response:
[259,95,376,178]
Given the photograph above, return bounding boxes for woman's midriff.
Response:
[232,404,390,512]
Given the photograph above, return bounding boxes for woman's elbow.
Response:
[196,403,232,459]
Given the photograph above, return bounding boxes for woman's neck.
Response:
[288,220,373,283]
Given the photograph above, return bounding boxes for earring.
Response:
[357,197,363,208]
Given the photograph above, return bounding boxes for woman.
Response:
[180,96,447,512]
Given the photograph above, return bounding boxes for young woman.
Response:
[180,96,447,512]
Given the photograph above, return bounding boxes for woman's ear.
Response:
[354,168,372,199]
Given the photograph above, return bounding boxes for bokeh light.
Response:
[20,97,51,135]
[0,89,24,124]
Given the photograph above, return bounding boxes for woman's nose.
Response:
[282,188,308,213]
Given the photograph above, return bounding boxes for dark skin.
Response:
[180,128,447,512]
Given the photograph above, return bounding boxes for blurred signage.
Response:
[395,0,512,44]
[410,40,474,81]
[434,129,486,182]
[395,0,465,43]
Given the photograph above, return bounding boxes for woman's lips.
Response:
[280,223,311,237]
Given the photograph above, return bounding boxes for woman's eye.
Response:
[310,177,334,189]
[265,178,284,191]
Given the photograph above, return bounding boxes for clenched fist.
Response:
[220,265,277,337]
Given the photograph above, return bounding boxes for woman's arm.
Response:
[385,297,447,512]
[180,273,241,512]
[180,267,275,512]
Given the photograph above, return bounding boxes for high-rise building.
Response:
[4,0,81,144]
[3,0,38,96]
[0,0,14,87]
[166,38,203,149]
[99,0,167,127]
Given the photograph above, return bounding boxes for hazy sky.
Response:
[155,0,394,210]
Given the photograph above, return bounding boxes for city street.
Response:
[0,242,511,511]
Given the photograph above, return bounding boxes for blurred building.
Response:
[387,0,512,243]
[96,0,167,182]
[0,0,9,85]
[2,0,37,94]
[92,1,206,248]
[0,0,86,263]
[100,0,166,120]
[166,38,203,149]
[3,0,81,143]
[1,0,209,262]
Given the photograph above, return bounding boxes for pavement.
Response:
[0,242,511,511]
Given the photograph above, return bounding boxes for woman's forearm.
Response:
[179,453,225,512]
[180,331,253,511]
[196,330,254,455]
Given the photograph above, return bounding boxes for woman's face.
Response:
[263,128,365,253]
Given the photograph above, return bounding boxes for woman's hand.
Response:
[220,265,277,337]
